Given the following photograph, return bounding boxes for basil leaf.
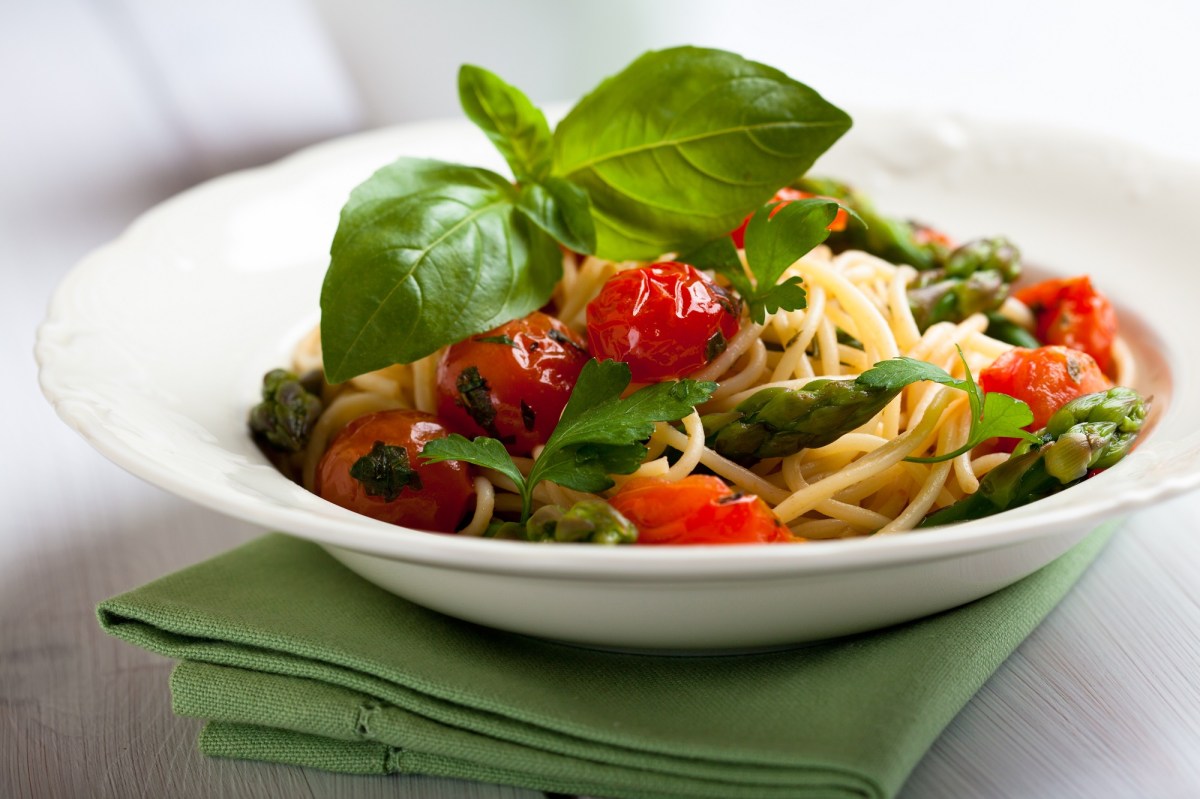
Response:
[551,46,851,260]
[517,177,597,254]
[320,158,560,382]
[458,65,552,183]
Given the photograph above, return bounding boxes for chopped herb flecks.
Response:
[456,366,499,436]
[349,441,423,501]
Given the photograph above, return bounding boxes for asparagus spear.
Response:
[486,499,638,544]
[248,369,324,452]
[907,236,1022,331]
[796,178,1027,332]
[919,387,1147,527]
[702,377,904,463]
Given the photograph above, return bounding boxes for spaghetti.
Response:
[284,244,1135,540]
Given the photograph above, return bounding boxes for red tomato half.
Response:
[316,410,474,532]
[729,187,849,249]
[980,346,1112,433]
[437,312,590,456]
[608,475,791,545]
[586,262,741,383]
[1014,276,1118,375]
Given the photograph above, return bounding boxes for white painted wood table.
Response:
[3,3,1199,798]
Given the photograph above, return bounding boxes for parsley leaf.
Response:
[856,356,963,392]
[421,434,526,495]
[421,359,716,520]
[878,349,1041,463]
[684,198,858,324]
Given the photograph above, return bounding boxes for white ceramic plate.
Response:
[37,110,1200,650]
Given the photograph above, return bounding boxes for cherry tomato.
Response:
[437,311,589,456]
[316,410,474,532]
[1014,276,1118,375]
[980,346,1112,433]
[729,187,849,249]
[586,262,741,382]
[608,475,791,545]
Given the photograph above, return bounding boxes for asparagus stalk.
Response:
[919,387,1147,527]
[796,177,1027,332]
[486,499,638,544]
[702,377,903,463]
[906,236,1023,330]
[248,369,324,452]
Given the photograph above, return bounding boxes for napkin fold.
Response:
[98,524,1116,799]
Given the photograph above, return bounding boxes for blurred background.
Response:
[6,0,1199,280]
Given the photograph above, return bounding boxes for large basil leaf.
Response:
[516,177,596,254]
[458,65,552,183]
[320,158,560,382]
[551,46,851,260]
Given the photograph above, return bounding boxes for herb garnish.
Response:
[684,198,859,324]
[320,47,851,383]
[349,441,423,501]
[422,359,716,520]
[703,351,1039,463]
[455,366,500,438]
[856,351,1042,462]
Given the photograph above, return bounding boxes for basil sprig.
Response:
[321,47,851,383]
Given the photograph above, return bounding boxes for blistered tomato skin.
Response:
[1014,276,1118,375]
[436,311,589,456]
[586,262,741,383]
[315,410,474,533]
[980,345,1112,432]
[608,475,791,545]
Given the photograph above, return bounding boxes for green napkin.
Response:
[98,524,1116,799]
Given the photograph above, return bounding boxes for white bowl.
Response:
[36,110,1200,650]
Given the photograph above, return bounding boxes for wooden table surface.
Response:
[4,3,1199,798]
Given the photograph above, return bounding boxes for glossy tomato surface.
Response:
[437,311,589,456]
[729,187,849,249]
[980,345,1112,432]
[315,410,474,532]
[609,475,791,545]
[1014,276,1118,375]
[586,262,740,383]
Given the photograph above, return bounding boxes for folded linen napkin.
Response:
[98,524,1115,799]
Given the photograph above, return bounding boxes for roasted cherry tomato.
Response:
[316,410,474,532]
[586,262,740,383]
[1014,276,1118,375]
[980,345,1112,433]
[729,187,849,249]
[608,475,791,545]
[437,311,589,456]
